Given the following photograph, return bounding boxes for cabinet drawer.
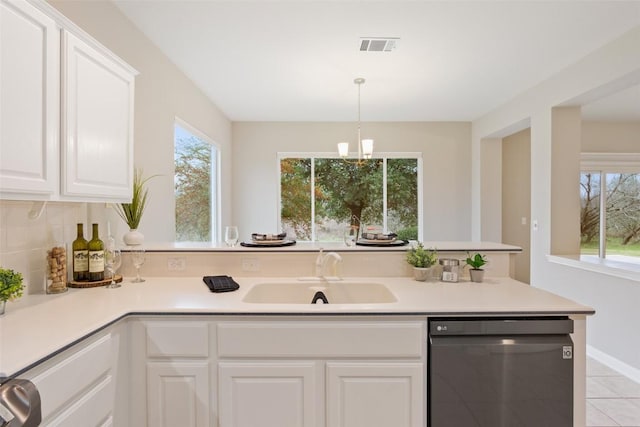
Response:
[146,321,209,358]
[31,334,112,420]
[217,321,424,358]
[44,376,114,427]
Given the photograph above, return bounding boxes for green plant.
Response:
[0,268,24,302]
[465,252,488,270]
[396,226,418,241]
[114,169,156,229]
[406,243,438,268]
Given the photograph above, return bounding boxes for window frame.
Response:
[277,151,423,242]
[174,117,221,243]
[580,152,640,261]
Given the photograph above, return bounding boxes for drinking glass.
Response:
[225,226,239,247]
[105,249,122,289]
[131,248,146,283]
[344,225,359,247]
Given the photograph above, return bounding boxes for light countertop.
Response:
[0,276,593,378]
[144,240,523,252]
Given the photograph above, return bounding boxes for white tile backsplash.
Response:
[0,200,87,294]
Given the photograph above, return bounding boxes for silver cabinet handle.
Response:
[0,380,41,427]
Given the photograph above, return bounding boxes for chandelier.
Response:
[337,78,374,161]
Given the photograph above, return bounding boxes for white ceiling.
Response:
[113,1,640,122]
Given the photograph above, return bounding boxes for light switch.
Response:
[521,217,527,225]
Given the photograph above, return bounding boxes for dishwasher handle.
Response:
[0,379,41,427]
[429,318,574,336]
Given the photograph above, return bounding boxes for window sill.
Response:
[547,254,640,282]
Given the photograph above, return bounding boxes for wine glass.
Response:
[131,248,146,283]
[344,225,359,247]
[225,226,239,247]
[105,249,122,289]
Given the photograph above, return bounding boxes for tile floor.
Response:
[587,357,640,426]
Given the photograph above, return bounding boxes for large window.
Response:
[279,153,421,242]
[174,120,218,242]
[580,154,640,263]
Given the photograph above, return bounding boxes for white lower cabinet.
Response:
[129,318,214,427]
[218,362,320,427]
[20,321,128,427]
[326,362,424,427]
[39,315,424,427]
[146,361,210,427]
[215,317,426,427]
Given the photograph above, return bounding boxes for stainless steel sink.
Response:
[242,281,397,304]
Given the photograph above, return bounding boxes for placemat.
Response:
[355,239,409,247]
[240,239,297,248]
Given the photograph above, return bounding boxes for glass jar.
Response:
[46,242,68,294]
[439,258,460,282]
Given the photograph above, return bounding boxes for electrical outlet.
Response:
[168,257,186,271]
[241,258,260,272]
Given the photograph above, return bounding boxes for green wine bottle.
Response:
[72,223,89,281]
[88,223,104,281]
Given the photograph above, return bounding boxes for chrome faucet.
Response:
[315,249,342,279]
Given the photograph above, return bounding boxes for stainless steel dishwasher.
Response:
[428,317,574,427]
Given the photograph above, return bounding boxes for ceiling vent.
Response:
[359,37,399,52]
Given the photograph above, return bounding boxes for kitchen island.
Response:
[0,276,593,426]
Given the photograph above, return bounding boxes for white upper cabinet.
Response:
[0,0,137,202]
[62,31,134,200]
[0,0,59,197]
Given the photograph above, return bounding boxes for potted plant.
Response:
[465,252,488,282]
[406,243,438,281]
[0,267,24,315]
[114,169,155,245]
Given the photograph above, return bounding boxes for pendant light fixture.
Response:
[338,77,374,162]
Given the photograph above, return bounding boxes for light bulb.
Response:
[338,142,349,158]
[361,139,374,159]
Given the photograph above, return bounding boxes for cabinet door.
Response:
[0,0,59,198]
[147,361,210,427]
[218,362,320,427]
[62,30,134,201]
[326,362,424,427]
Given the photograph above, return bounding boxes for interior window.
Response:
[279,155,420,242]
[580,170,640,263]
[174,121,218,242]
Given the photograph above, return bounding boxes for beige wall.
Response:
[502,129,531,283]
[551,107,582,255]
[480,138,502,241]
[48,0,232,244]
[582,121,640,152]
[232,122,471,242]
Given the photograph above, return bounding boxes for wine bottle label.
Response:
[89,250,104,273]
[74,250,89,272]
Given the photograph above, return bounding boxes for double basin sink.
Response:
[242,280,397,304]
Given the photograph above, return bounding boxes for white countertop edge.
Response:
[140,241,523,253]
[547,254,640,282]
[0,276,593,378]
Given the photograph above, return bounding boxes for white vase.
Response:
[470,269,485,283]
[0,300,6,315]
[123,229,144,246]
[413,267,432,282]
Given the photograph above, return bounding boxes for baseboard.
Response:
[587,345,640,384]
